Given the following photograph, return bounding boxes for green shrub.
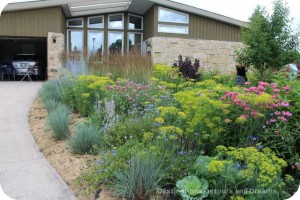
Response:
[38,80,61,103]
[69,123,102,154]
[47,104,70,140]
[82,140,146,192]
[58,74,77,110]
[111,154,167,200]
[44,99,60,113]
[103,116,155,148]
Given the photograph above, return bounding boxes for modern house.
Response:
[0,0,246,79]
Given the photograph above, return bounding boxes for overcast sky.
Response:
[0,0,300,31]
[174,0,300,31]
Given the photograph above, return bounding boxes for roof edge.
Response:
[150,0,247,27]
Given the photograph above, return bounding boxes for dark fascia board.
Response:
[3,0,247,27]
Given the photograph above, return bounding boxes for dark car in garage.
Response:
[12,54,46,80]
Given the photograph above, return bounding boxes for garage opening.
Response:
[0,37,47,81]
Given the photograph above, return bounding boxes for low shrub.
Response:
[44,99,60,113]
[47,104,70,140]
[69,123,102,154]
[82,141,146,191]
[111,154,167,200]
[173,55,201,81]
[103,116,155,148]
[38,80,61,103]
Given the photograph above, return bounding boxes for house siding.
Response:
[143,6,155,40]
[0,7,65,37]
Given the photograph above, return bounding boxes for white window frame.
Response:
[88,30,104,55]
[67,29,84,52]
[108,13,124,29]
[108,31,124,54]
[158,24,189,34]
[67,18,84,28]
[127,32,143,52]
[128,13,143,30]
[158,6,189,24]
[88,15,104,29]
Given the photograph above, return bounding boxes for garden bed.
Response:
[30,55,300,200]
[28,98,116,200]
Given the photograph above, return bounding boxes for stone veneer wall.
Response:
[147,37,243,74]
[47,32,65,79]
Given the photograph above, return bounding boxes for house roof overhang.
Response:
[3,0,247,27]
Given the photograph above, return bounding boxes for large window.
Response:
[88,31,104,55]
[88,16,104,28]
[157,7,189,34]
[67,18,84,28]
[108,32,123,53]
[158,24,188,34]
[67,30,84,52]
[108,14,124,29]
[128,14,143,30]
[158,7,189,24]
[128,33,142,51]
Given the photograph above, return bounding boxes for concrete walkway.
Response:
[0,82,77,200]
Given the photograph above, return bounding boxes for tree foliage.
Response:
[235,0,299,80]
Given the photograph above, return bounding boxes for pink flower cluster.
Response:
[267,111,293,124]
[221,81,293,123]
[107,81,152,92]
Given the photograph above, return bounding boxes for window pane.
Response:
[128,33,142,51]
[129,15,142,30]
[68,19,83,27]
[68,30,83,52]
[108,32,123,53]
[109,14,123,29]
[158,24,188,34]
[88,16,104,28]
[88,31,104,55]
[158,7,188,23]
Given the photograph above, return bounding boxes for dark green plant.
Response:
[235,0,300,80]
[69,123,102,154]
[102,116,155,148]
[47,104,70,140]
[176,175,209,200]
[58,74,77,111]
[110,154,167,200]
[82,141,146,192]
[38,79,61,104]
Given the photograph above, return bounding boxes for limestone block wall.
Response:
[147,37,243,74]
[47,32,65,79]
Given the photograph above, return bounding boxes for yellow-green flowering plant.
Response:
[191,146,291,199]
[74,75,115,116]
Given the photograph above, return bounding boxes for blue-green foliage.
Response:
[69,123,102,154]
[47,104,70,140]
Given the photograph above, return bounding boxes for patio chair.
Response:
[21,66,36,81]
[0,65,15,81]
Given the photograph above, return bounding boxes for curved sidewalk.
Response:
[0,82,77,200]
